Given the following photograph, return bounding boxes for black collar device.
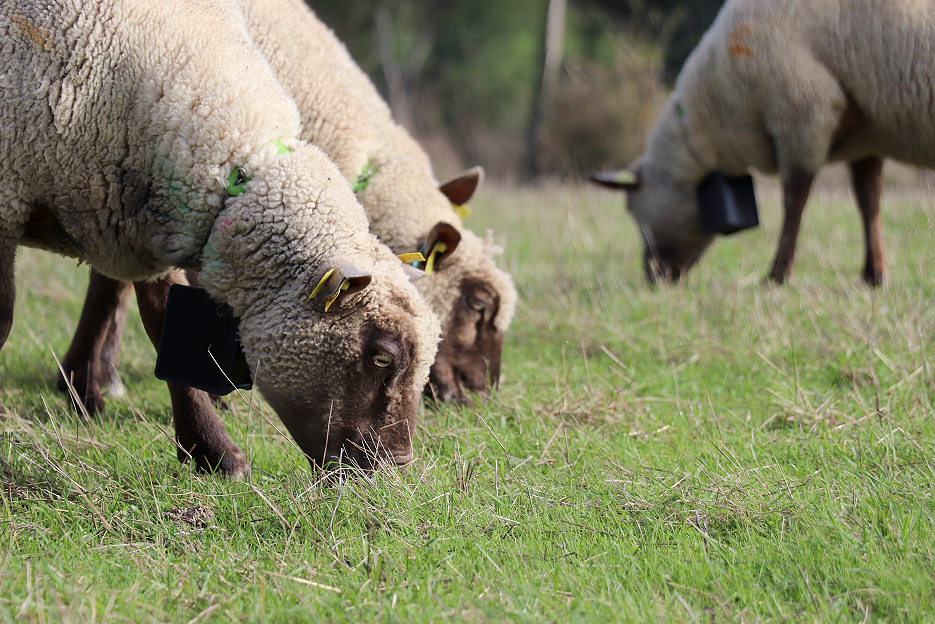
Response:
[697,172,759,236]
[155,284,253,395]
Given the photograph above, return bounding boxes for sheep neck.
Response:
[674,102,710,176]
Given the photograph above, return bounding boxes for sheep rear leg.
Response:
[0,241,14,350]
[849,156,885,287]
[57,271,133,414]
[768,167,815,284]
[134,270,249,478]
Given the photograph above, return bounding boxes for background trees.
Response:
[310,0,725,181]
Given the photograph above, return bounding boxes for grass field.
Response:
[3,170,935,622]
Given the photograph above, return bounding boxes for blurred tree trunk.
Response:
[375,1,435,133]
[520,0,566,182]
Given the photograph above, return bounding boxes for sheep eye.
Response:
[372,353,393,368]
[467,298,486,312]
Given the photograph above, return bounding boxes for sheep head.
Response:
[199,145,440,471]
[357,160,516,404]
[419,226,516,405]
[591,161,714,283]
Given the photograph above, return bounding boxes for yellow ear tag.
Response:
[324,280,350,312]
[612,170,638,185]
[309,269,335,299]
[424,242,447,275]
[453,203,471,220]
[397,252,426,264]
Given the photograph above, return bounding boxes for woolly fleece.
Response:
[241,0,517,340]
[0,0,439,466]
[621,0,935,275]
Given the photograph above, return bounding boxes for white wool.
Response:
[241,0,517,337]
[0,0,439,462]
[627,0,935,260]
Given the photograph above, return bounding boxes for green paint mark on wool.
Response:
[352,160,379,193]
[167,184,190,213]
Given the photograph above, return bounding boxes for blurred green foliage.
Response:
[309,0,725,179]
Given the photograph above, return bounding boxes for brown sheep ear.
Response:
[417,222,462,274]
[589,163,641,191]
[309,262,372,311]
[438,166,484,206]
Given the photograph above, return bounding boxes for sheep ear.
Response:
[438,166,484,206]
[309,262,372,311]
[589,163,641,191]
[417,222,462,274]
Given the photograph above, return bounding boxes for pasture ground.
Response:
[2,170,935,622]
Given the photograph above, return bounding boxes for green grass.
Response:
[3,172,935,622]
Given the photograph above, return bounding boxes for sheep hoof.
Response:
[181,445,250,479]
[862,268,884,288]
[56,370,106,416]
[764,269,787,285]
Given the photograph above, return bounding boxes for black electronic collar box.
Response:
[154,284,253,395]
[697,172,759,236]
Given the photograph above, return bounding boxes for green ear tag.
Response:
[227,167,249,196]
[275,140,291,155]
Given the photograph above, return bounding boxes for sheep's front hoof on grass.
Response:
[179,444,250,480]
[56,367,107,416]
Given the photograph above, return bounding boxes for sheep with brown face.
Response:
[1,0,439,476]
[61,0,517,408]
[592,0,935,286]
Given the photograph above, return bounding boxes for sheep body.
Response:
[64,0,516,406]
[242,0,516,400]
[0,0,439,473]
[598,0,935,284]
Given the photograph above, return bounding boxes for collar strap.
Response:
[225,140,292,196]
[352,159,380,193]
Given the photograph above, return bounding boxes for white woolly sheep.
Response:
[238,0,518,402]
[1,0,440,476]
[63,0,517,406]
[591,0,935,285]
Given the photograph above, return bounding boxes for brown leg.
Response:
[849,156,885,287]
[134,270,249,478]
[97,284,130,394]
[768,167,815,284]
[57,270,133,414]
[0,241,15,350]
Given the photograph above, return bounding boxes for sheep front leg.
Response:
[57,271,133,414]
[0,241,14,349]
[134,271,249,478]
[768,167,815,284]
[849,156,885,287]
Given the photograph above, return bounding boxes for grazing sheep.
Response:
[235,0,517,401]
[1,0,439,476]
[62,0,517,407]
[591,0,935,285]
